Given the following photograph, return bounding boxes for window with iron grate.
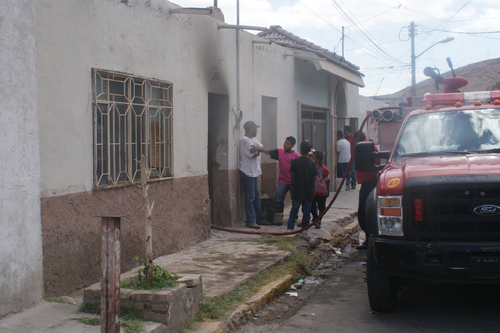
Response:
[93,69,173,188]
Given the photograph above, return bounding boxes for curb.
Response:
[199,274,295,333]
[327,220,360,245]
[194,219,360,333]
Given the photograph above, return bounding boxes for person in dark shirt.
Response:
[286,141,317,232]
[344,126,356,190]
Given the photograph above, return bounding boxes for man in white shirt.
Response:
[336,130,351,190]
[239,121,270,229]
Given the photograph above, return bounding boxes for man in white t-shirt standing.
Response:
[239,120,270,229]
[336,130,351,188]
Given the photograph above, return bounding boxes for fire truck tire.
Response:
[367,235,397,312]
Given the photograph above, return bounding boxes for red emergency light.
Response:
[423,90,500,107]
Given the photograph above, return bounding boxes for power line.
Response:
[328,0,406,65]
[345,7,395,28]
[296,0,399,68]
[457,22,500,64]
[420,27,500,35]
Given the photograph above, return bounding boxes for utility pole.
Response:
[410,21,416,97]
[342,26,344,62]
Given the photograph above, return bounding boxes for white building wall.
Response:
[248,37,296,158]
[36,0,295,197]
[37,0,213,196]
[347,84,362,121]
[0,0,44,317]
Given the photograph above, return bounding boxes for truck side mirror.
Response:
[355,142,390,172]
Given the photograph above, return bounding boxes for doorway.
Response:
[301,105,328,166]
[208,93,229,226]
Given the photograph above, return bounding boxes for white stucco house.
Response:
[0,0,363,316]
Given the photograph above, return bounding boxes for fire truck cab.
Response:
[356,69,500,312]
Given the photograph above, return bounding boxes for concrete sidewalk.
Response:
[0,188,360,333]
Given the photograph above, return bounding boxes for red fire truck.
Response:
[356,65,500,312]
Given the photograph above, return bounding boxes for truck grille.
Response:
[433,188,500,200]
[403,177,500,239]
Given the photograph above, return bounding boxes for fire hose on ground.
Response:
[211,112,372,236]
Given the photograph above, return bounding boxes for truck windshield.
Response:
[394,109,500,157]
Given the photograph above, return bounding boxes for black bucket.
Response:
[261,198,274,223]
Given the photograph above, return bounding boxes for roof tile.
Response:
[258,25,361,73]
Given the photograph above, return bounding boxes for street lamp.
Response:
[410,22,454,96]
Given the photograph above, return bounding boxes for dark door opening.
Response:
[301,106,328,166]
[208,93,229,226]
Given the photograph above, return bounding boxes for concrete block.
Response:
[120,288,133,299]
[120,299,137,310]
[152,303,169,313]
[152,289,174,303]
[82,287,100,305]
[131,291,154,302]
[82,274,202,333]
[144,309,166,324]
[134,302,145,311]
[177,275,200,288]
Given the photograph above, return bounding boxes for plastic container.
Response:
[271,201,284,225]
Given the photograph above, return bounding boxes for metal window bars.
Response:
[93,69,173,189]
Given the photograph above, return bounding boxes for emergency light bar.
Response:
[423,90,500,106]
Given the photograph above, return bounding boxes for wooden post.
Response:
[99,215,122,333]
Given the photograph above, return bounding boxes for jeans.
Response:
[311,199,318,221]
[240,171,265,223]
[346,160,356,187]
[337,162,349,178]
[311,195,327,221]
[287,198,312,230]
[273,183,291,203]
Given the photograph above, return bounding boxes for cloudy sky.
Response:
[171,0,500,96]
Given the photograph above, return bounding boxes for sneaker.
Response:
[345,185,350,191]
[246,222,261,229]
[286,229,293,233]
[257,219,272,226]
[315,222,322,229]
[351,185,357,189]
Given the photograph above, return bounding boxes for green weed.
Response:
[77,316,100,326]
[121,256,179,290]
[77,303,100,315]
[121,305,144,321]
[121,319,145,333]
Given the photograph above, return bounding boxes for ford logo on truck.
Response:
[473,205,500,216]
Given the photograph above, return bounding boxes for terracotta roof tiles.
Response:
[258,25,361,74]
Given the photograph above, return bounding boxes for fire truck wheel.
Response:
[366,235,397,312]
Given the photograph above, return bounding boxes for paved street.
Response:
[238,250,500,333]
